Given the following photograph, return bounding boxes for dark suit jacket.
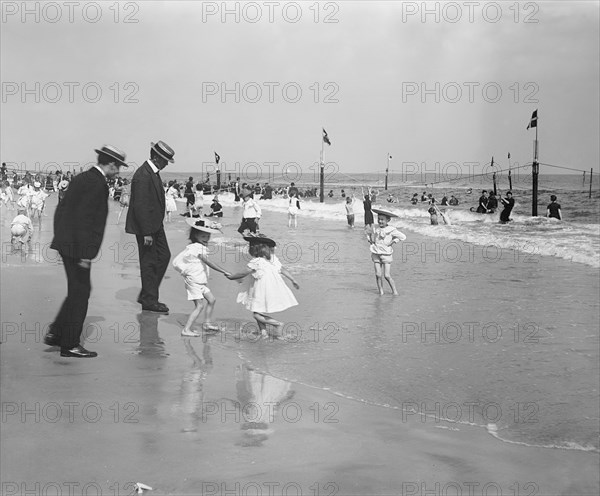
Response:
[125,161,166,236]
[51,167,109,260]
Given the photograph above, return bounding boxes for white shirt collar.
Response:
[147,159,160,174]
[93,165,107,178]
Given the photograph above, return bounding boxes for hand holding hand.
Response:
[78,259,91,269]
[143,235,153,246]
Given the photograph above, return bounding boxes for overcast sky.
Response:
[1,1,598,179]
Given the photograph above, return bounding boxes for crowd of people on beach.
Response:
[2,151,568,358]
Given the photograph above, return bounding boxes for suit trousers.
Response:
[136,227,171,306]
[52,256,92,348]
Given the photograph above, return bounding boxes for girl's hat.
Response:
[371,207,399,218]
[243,233,276,247]
[185,217,221,233]
[33,181,41,188]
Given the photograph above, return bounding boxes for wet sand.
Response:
[1,195,598,496]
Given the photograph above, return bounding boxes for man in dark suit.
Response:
[126,141,175,313]
[44,145,129,358]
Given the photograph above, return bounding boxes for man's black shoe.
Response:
[60,346,98,358]
[43,333,61,347]
[142,303,169,314]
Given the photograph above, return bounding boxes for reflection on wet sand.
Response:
[235,365,294,447]
[174,338,213,432]
[136,312,168,358]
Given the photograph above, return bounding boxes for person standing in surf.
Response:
[546,195,562,220]
[499,191,515,224]
[366,208,406,296]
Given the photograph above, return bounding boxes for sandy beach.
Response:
[1,193,598,496]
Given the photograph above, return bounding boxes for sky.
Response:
[1,1,599,182]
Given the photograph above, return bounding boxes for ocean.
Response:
[149,170,599,453]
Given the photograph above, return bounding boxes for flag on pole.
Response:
[508,152,511,159]
[527,110,538,129]
[214,152,220,164]
[389,154,392,160]
[491,156,495,166]
[322,128,331,145]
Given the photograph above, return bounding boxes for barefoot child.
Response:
[227,235,299,339]
[172,218,230,337]
[367,208,406,296]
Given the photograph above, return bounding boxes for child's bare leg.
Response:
[202,291,218,330]
[383,263,399,295]
[253,312,283,337]
[182,299,205,336]
[373,262,384,295]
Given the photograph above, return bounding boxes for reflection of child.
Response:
[367,209,406,296]
[227,236,299,339]
[10,209,33,248]
[172,218,230,337]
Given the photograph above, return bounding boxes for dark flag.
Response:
[527,110,538,130]
[322,128,331,146]
[214,152,220,164]
[389,154,392,159]
[491,156,495,166]
[508,152,511,159]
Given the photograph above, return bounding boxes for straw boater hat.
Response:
[243,233,276,247]
[94,145,129,167]
[150,141,175,163]
[241,187,253,198]
[185,217,221,234]
[371,207,399,218]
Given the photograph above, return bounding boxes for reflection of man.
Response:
[126,141,175,313]
[44,145,128,358]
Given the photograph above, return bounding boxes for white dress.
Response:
[237,256,298,314]
[165,187,178,213]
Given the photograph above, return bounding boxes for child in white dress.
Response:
[172,218,230,337]
[164,181,178,222]
[227,235,299,339]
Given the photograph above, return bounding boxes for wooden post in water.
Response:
[385,153,390,191]
[508,152,513,190]
[583,171,586,187]
[532,129,539,216]
[590,168,593,199]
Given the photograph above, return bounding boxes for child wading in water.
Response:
[172,218,231,337]
[367,208,406,296]
[227,235,299,339]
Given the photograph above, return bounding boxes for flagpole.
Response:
[508,152,513,190]
[532,118,539,216]
[385,153,390,191]
[319,133,325,203]
[491,156,497,196]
